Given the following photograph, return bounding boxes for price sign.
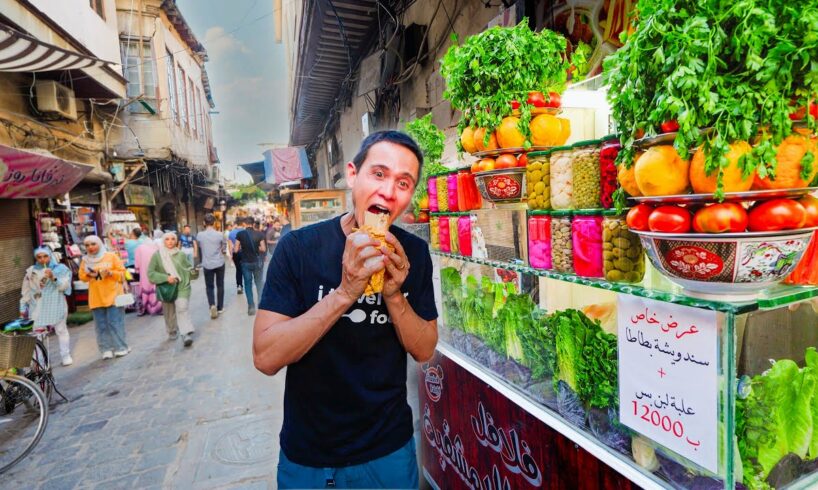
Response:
[617,296,719,473]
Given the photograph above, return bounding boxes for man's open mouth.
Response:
[368,204,390,215]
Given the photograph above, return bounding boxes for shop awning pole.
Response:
[108,161,146,201]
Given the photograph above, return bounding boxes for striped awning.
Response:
[0,25,117,72]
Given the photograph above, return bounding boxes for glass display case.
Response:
[427,208,818,490]
[285,189,349,229]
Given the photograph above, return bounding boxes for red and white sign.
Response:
[0,144,93,198]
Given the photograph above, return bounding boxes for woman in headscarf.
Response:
[20,247,74,366]
[78,235,130,359]
[148,232,195,347]
[133,238,162,316]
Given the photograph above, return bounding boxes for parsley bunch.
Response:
[406,114,447,216]
[604,0,818,199]
[440,20,569,148]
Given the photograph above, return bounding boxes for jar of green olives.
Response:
[526,151,551,210]
[571,140,601,209]
[602,209,645,283]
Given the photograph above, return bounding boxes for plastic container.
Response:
[438,216,450,253]
[526,151,551,210]
[528,213,552,270]
[599,135,621,209]
[447,173,460,212]
[457,215,472,257]
[428,176,439,212]
[571,140,601,209]
[430,216,440,251]
[549,146,573,210]
[551,210,573,273]
[572,210,604,278]
[436,176,449,212]
[602,209,645,283]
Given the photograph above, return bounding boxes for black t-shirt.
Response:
[236,228,264,263]
[259,215,437,467]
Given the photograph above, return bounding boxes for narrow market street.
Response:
[3,263,423,490]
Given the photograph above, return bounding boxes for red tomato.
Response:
[546,92,561,108]
[478,158,495,172]
[648,206,692,233]
[660,119,680,133]
[692,203,748,233]
[510,100,520,110]
[626,204,654,231]
[417,211,430,223]
[748,199,807,231]
[812,103,818,119]
[495,154,517,169]
[526,91,547,108]
[797,195,818,227]
[516,153,528,167]
[470,160,482,173]
[634,128,646,140]
[788,103,818,121]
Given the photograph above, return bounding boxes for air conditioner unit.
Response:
[35,80,78,120]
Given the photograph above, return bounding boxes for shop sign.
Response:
[618,296,719,473]
[124,184,156,206]
[0,144,93,198]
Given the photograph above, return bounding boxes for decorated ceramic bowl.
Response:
[632,228,817,300]
[474,168,526,204]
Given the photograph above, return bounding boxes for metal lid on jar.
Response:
[602,208,628,216]
[550,145,573,153]
[527,150,552,158]
[550,209,573,217]
[528,209,552,216]
[600,134,620,142]
[573,209,604,216]
[572,139,602,148]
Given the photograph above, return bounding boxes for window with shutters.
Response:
[90,0,105,19]
[189,78,197,137]
[120,39,157,113]
[197,88,205,141]
[165,50,178,123]
[178,66,188,130]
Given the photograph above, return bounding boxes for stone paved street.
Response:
[3,262,424,489]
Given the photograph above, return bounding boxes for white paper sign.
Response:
[618,296,719,473]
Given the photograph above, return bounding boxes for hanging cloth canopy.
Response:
[0,24,117,72]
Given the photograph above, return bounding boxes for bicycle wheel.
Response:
[0,374,48,474]
[28,340,52,403]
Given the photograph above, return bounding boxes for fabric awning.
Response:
[0,144,95,198]
[0,25,117,72]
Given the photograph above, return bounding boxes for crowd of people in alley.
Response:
[18,212,291,363]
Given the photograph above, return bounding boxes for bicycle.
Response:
[0,333,48,474]
[27,329,67,404]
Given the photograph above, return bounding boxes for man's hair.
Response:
[183,224,191,229]
[204,214,215,225]
[132,228,142,239]
[351,130,423,177]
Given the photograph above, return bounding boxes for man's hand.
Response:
[337,231,384,301]
[382,232,409,300]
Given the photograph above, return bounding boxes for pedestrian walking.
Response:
[179,224,198,266]
[79,235,130,360]
[124,228,144,268]
[20,247,73,366]
[252,131,438,489]
[134,239,162,316]
[265,217,282,260]
[148,232,195,347]
[235,217,265,316]
[197,213,227,318]
[228,220,245,295]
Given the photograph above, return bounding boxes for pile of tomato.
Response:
[471,153,527,173]
[626,195,818,234]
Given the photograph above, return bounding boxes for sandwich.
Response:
[360,210,393,296]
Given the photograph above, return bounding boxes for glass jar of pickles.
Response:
[528,212,552,270]
[572,209,604,278]
[428,176,439,212]
[550,210,573,273]
[430,216,440,251]
[571,140,601,209]
[602,209,645,283]
[447,173,459,212]
[438,216,451,253]
[526,151,551,210]
[436,176,449,212]
[549,146,573,210]
[599,135,621,209]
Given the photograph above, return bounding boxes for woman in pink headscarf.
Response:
[134,239,163,315]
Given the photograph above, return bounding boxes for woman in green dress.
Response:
[148,232,195,347]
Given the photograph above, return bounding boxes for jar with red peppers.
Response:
[599,135,621,209]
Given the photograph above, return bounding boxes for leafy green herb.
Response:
[405,114,447,217]
[569,41,593,83]
[576,330,618,409]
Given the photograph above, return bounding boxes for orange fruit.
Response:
[557,117,571,145]
[529,114,562,147]
[478,158,495,172]
[634,145,691,196]
[690,141,754,194]
[460,126,478,153]
[753,134,818,190]
[473,128,499,152]
[617,155,643,197]
[496,116,526,148]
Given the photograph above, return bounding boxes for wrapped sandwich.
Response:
[361,210,394,296]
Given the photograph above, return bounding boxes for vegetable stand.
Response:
[421,211,818,489]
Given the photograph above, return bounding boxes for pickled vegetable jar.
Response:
[571,140,601,209]
[572,210,604,278]
[599,135,621,209]
[438,216,450,253]
[456,172,468,212]
[436,176,449,212]
[449,215,460,254]
[602,210,645,283]
[429,216,440,250]
[549,146,573,210]
[526,151,551,210]
[457,216,472,257]
[427,176,438,212]
[447,173,459,212]
[551,210,573,273]
[528,213,552,270]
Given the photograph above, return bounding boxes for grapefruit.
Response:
[690,141,754,194]
[496,117,526,148]
[753,134,818,190]
[634,145,691,196]
[473,128,499,152]
[557,117,571,145]
[460,127,478,153]
[529,114,562,147]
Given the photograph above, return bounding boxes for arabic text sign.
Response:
[618,296,719,473]
[0,145,92,198]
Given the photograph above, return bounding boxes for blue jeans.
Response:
[92,306,128,352]
[241,259,264,307]
[277,437,418,489]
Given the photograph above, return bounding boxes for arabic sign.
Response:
[123,184,156,206]
[0,144,93,198]
[618,296,719,473]
[420,351,638,490]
